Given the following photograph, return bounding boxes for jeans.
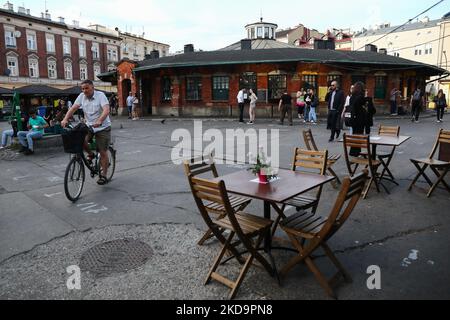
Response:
[309,107,317,122]
[17,131,43,151]
[390,101,397,114]
[304,105,310,122]
[437,107,445,121]
[1,129,14,147]
[411,101,421,121]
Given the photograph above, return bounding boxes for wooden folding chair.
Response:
[184,155,251,245]
[343,134,382,199]
[377,125,401,183]
[408,129,450,197]
[188,176,274,300]
[280,171,368,299]
[303,129,341,186]
[271,149,328,237]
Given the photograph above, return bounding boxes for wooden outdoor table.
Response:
[213,169,335,276]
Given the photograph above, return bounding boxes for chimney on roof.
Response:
[18,6,26,14]
[26,9,30,15]
[3,1,13,11]
[184,44,194,53]
[149,49,160,59]
[314,39,335,50]
[241,39,252,50]
[45,12,51,20]
[365,44,378,52]
[72,20,80,28]
[379,48,387,55]
[59,17,65,24]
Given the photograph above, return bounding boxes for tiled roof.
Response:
[135,47,445,76]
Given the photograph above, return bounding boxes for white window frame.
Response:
[46,34,55,53]
[79,62,88,81]
[27,31,37,51]
[107,45,118,62]
[47,58,57,79]
[6,54,19,77]
[107,64,115,71]
[79,40,86,58]
[92,42,100,60]
[28,57,39,78]
[425,43,433,55]
[4,26,16,48]
[93,63,101,80]
[63,37,71,56]
[64,60,73,80]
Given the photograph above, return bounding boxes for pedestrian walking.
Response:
[342,85,354,134]
[364,89,376,135]
[247,89,258,124]
[434,89,447,123]
[126,92,134,119]
[410,88,425,123]
[279,91,293,126]
[349,81,367,156]
[132,94,140,120]
[325,81,345,142]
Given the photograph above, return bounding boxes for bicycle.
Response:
[62,124,116,202]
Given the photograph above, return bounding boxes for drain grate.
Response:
[80,239,153,277]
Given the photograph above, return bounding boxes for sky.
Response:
[8,0,449,52]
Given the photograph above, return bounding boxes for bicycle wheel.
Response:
[100,147,116,182]
[64,156,85,202]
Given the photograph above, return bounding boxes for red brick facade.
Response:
[116,60,425,116]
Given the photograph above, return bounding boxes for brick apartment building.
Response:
[0,2,120,92]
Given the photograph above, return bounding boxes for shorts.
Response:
[127,105,133,114]
[87,127,111,152]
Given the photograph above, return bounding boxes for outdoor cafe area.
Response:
[183,127,450,300]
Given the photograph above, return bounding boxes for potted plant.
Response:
[248,149,276,183]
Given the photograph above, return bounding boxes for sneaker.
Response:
[0,146,4,150]
[415,120,420,123]
[437,120,442,123]
[247,121,254,125]
[329,139,334,143]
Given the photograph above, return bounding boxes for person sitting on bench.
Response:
[17,109,49,155]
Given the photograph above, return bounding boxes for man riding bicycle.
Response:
[61,80,112,185]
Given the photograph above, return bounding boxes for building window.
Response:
[186,77,202,101]
[302,75,318,90]
[327,74,342,86]
[264,27,270,38]
[93,63,101,80]
[250,28,255,39]
[6,55,18,76]
[47,59,57,79]
[212,76,230,101]
[4,27,16,48]
[80,64,88,81]
[162,77,172,102]
[239,72,257,93]
[425,43,433,55]
[28,58,39,78]
[63,38,71,56]
[46,34,55,53]
[414,46,422,56]
[27,32,36,51]
[79,40,86,58]
[92,42,100,59]
[107,64,116,71]
[257,27,263,38]
[64,61,73,80]
[375,76,387,99]
[162,50,166,57]
[268,75,287,100]
[107,46,118,61]
[123,43,129,54]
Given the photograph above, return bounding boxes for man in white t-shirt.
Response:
[61,80,112,185]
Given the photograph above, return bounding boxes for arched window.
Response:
[28,55,39,78]
[47,58,57,79]
[93,63,101,80]
[79,60,88,81]
[6,52,19,77]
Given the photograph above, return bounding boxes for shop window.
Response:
[375,76,387,99]
[268,75,287,100]
[162,77,172,102]
[302,75,318,90]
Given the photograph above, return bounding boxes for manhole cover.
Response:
[80,239,153,276]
